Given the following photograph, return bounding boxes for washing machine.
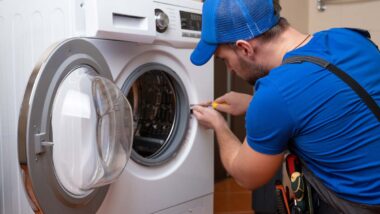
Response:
[0,0,214,213]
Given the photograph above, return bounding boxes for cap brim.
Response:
[190,39,217,66]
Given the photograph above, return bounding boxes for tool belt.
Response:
[277,154,380,214]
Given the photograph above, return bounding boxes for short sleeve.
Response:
[245,79,296,155]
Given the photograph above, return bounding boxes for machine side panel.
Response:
[0,0,76,213]
[0,7,5,214]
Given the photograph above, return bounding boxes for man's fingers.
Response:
[214,103,230,113]
[192,109,202,119]
[200,101,212,106]
[215,96,226,104]
[191,105,206,112]
[191,101,212,108]
[192,105,218,118]
[192,107,211,128]
[192,106,211,118]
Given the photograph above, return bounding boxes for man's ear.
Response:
[235,40,254,56]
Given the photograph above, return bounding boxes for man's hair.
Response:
[258,0,289,43]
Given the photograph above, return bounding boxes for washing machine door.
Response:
[18,38,134,214]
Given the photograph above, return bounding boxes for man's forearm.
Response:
[214,124,284,190]
[214,123,242,176]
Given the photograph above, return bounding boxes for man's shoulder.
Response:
[257,62,320,89]
[314,27,367,37]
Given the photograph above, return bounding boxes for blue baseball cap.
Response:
[190,0,280,66]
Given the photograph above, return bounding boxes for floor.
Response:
[214,177,255,214]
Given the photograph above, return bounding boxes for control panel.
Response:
[180,11,202,37]
[153,0,203,48]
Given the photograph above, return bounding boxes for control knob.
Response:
[155,9,169,33]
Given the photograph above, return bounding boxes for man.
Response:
[190,0,380,213]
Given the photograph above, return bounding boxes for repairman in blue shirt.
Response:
[190,0,380,213]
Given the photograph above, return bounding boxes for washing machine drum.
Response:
[18,38,133,214]
[128,71,176,157]
[122,63,190,166]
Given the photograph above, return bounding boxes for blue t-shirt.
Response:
[246,28,380,205]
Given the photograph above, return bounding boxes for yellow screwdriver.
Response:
[190,101,220,114]
[190,101,220,108]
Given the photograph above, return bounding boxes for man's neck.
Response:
[266,27,311,69]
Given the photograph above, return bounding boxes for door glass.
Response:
[122,64,190,166]
[51,66,133,197]
[127,71,176,158]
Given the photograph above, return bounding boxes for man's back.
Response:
[246,28,380,204]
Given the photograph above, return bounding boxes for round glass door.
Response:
[18,38,134,213]
[52,66,133,197]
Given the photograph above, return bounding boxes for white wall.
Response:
[308,0,380,45]
[279,0,380,45]
[281,0,309,33]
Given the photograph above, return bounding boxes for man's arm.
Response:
[215,122,284,189]
[192,106,284,190]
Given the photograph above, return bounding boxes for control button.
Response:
[182,32,201,38]
[155,9,169,33]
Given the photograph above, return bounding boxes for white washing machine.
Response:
[0,0,214,213]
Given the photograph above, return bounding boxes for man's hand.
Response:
[214,91,252,116]
[191,105,228,130]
